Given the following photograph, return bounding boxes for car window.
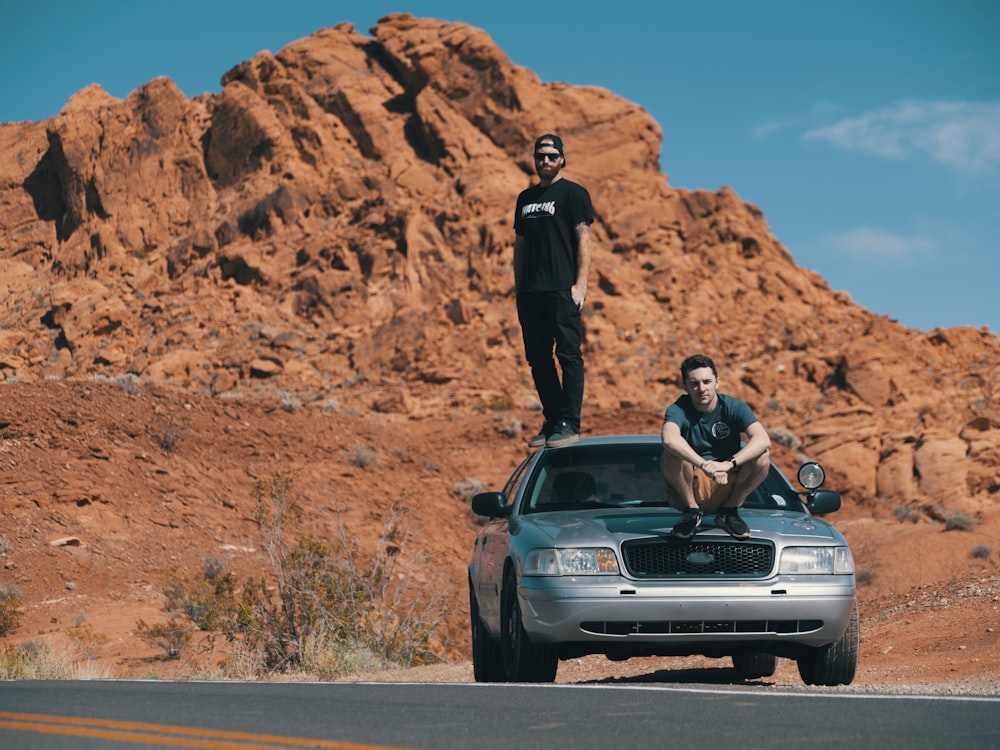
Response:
[744,466,807,511]
[524,444,669,512]
[521,443,808,513]
[501,456,533,508]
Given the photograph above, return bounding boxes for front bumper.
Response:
[518,575,856,647]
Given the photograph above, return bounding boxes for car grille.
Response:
[622,538,774,577]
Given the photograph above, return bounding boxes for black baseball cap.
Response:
[534,134,564,154]
[534,134,565,164]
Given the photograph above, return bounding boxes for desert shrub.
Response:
[454,477,486,503]
[114,373,142,393]
[246,477,446,671]
[279,391,303,413]
[135,617,192,660]
[298,631,384,681]
[893,505,922,523]
[346,443,379,468]
[944,513,978,532]
[161,566,242,632]
[455,478,490,525]
[202,556,227,580]
[89,372,142,393]
[854,566,877,586]
[0,641,74,679]
[217,640,265,681]
[769,427,801,450]
[158,416,185,453]
[487,394,514,411]
[499,416,524,439]
[145,473,448,678]
[66,622,110,661]
[970,544,993,560]
[0,586,23,636]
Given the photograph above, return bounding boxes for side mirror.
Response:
[797,462,840,514]
[806,489,841,515]
[471,491,510,518]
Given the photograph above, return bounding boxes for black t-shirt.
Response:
[663,394,758,460]
[514,178,594,292]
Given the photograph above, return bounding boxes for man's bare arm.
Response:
[572,222,592,307]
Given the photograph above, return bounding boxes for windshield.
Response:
[521,443,806,513]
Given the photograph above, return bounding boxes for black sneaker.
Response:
[715,508,750,540]
[671,509,703,540]
[528,422,552,448]
[546,421,579,448]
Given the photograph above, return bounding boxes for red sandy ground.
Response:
[1,380,997,692]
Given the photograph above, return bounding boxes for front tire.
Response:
[797,599,860,686]
[500,569,558,682]
[732,651,778,679]
[470,580,505,682]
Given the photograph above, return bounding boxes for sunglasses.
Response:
[534,152,562,163]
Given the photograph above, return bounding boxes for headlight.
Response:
[523,548,620,576]
[779,546,854,575]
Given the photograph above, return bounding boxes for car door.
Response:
[474,457,532,629]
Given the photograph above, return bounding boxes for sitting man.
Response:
[660,354,771,540]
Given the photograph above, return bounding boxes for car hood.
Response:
[516,508,841,546]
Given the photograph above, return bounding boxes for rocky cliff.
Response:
[2,13,998,522]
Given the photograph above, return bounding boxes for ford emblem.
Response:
[686,550,714,565]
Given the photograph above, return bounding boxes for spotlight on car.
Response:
[798,461,826,490]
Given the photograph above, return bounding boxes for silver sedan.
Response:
[468,435,858,685]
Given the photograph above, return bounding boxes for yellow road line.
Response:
[0,712,416,750]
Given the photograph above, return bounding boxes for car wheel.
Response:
[500,569,558,682]
[797,598,860,686]
[470,579,505,682]
[732,651,778,679]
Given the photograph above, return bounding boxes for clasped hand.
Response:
[701,460,729,485]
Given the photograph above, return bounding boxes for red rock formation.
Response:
[1,13,998,517]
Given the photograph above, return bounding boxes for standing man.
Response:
[660,354,771,540]
[514,134,595,448]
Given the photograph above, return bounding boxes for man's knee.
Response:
[660,450,688,477]
[733,451,769,493]
[749,450,770,476]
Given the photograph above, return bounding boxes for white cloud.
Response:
[822,227,933,261]
[754,102,843,139]
[803,100,1000,176]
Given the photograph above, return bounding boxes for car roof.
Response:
[541,434,661,449]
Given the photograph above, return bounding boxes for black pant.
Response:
[516,290,584,432]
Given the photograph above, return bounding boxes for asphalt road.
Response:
[1,680,998,750]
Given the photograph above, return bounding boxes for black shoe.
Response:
[671,509,703,540]
[528,422,553,448]
[546,421,579,448]
[715,508,750,539]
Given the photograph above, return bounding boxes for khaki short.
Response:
[668,467,736,513]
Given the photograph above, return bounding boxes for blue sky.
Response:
[3,1,998,334]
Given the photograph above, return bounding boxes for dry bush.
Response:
[944,513,978,532]
[893,505,922,523]
[157,415,185,453]
[0,586,23,637]
[970,544,993,560]
[66,622,111,661]
[143,473,450,679]
[855,566,877,586]
[135,617,192,660]
[454,477,486,503]
[0,641,74,679]
[346,443,379,468]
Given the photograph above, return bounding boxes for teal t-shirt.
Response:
[663,394,758,460]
